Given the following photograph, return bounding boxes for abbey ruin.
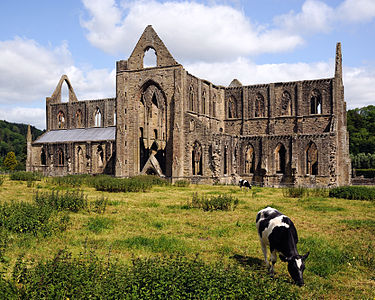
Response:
[27,26,351,187]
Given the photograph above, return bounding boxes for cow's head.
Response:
[280,252,310,286]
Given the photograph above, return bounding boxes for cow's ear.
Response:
[279,254,291,262]
[302,252,310,261]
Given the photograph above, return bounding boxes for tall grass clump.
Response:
[190,193,239,211]
[0,176,4,186]
[49,174,92,188]
[0,201,68,236]
[34,190,88,212]
[7,250,299,299]
[329,186,375,201]
[10,171,43,182]
[92,175,168,193]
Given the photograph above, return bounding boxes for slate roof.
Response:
[33,127,116,144]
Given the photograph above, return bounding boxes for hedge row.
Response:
[329,186,375,201]
[354,169,375,178]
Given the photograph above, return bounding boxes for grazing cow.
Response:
[239,179,252,189]
[256,207,309,286]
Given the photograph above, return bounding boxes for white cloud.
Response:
[0,107,45,130]
[337,0,375,23]
[0,37,115,128]
[81,0,303,62]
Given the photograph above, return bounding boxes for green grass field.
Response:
[0,175,374,299]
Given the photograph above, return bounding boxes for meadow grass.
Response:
[0,176,374,298]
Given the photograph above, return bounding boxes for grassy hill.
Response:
[0,120,43,169]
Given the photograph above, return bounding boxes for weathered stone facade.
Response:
[27,26,351,187]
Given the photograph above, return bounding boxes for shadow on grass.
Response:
[230,254,264,270]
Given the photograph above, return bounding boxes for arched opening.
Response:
[57,148,64,166]
[192,141,203,175]
[310,89,322,114]
[77,146,84,173]
[76,109,83,127]
[97,145,104,168]
[113,112,116,126]
[95,108,102,127]
[57,111,65,129]
[306,142,318,175]
[255,93,265,117]
[143,47,157,68]
[228,97,237,119]
[245,145,255,174]
[275,143,286,174]
[201,90,206,114]
[40,148,46,165]
[154,129,158,140]
[281,91,292,116]
[189,86,194,111]
[61,81,69,102]
[224,146,228,175]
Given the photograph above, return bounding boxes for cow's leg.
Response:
[260,239,269,268]
[269,249,277,276]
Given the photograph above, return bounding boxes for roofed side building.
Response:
[27,26,351,187]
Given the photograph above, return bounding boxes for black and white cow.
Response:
[239,179,252,189]
[256,207,309,286]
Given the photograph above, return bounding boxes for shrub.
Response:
[34,190,88,212]
[49,174,92,188]
[329,186,375,201]
[283,187,328,198]
[3,151,18,171]
[91,196,108,214]
[0,201,56,236]
[174,180,190,187]
[9,250,299,299]
[10,171,43,182]
[355,169,375,178]
[190,193,239,211]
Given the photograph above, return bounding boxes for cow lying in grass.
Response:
[239,179,252,189]
[256,207,309,286]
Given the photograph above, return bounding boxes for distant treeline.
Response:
[0,120,43,169]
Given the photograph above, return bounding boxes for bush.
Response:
[34,190,88,212]
[355,169,375,178]
[174,180,190,187]
[190,193,239,211]
[0,201,52,235]
[8,250,299,299]
[10,171,43,182]
[91,196,108,214]
[92,175,168,193]
[329,186,375,201]
[49,174,92,188]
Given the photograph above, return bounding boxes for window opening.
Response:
[143,48,157,68]
[95,108,102,127]
[41,148,46,165]
[57,111,65,129]
[275,143,286,174]
[58,148,64,166]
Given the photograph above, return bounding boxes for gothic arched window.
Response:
[310,89,322,114]
[275,143,286,174]
[201,90,206,114]
[57,148,64,166]
[97,145,104,168]
[281,91,292,116]
[255,93,265,117]
[76,109,83,127]
[245,145,255,174]
[228,97,237,119]
[57,111,65,129]
[189,86,194,111]
[40,148,46,165]
[95,108,102,127]
[306,142,318,175]
[192,141,202,175]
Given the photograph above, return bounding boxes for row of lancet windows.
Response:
[57,108,108,129]
[188,87,216,117]
[191,142,318,176]
[226,89,323,119]
[40,146,105,168]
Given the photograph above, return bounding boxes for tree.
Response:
[3,151,18,170]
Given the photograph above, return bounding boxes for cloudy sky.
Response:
[0,0,374,129]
